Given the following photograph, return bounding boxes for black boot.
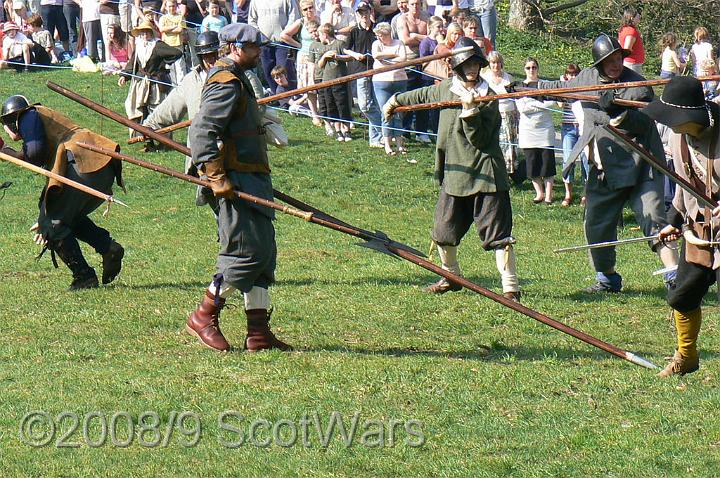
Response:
[101,241,124,284]
[51,237,99,291]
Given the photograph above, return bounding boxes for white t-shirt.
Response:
[3,31,30,58]
[691,41,714,76]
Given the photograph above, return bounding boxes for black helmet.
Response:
[592,34,630,67]
[1,95,30,125]
[450,36,488,71]
[195,31,220,56]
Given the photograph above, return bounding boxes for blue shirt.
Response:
[18,108,48,167]
[202,15,228,33]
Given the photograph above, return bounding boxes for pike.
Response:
[605,124,718,209]
[75,142,424,257]
[47,81,354,231]
[554,235,658,253]
[127,46,477,144]
[78,141,659,370]
[0,150,127,207]
[393,74,720,114]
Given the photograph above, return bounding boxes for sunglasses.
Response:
[525,66,537,70]
[302,6,314,10]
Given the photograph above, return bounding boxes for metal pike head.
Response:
[355,230,427,258]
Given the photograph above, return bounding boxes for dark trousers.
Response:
[260,45,296,94]
[432,189,513,250]
[667,241,717,312]
[41,4,69,43]
[63,3,81,45]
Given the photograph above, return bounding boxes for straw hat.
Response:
[131,20,156,37]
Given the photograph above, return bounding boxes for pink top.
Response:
[618,25,644,65]
[371,39,407,82]
[110,43,129,67]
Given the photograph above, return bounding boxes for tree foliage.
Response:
[507,0,720,49]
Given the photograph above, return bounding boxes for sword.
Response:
[554,235,658,253]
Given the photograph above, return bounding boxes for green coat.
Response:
[395,79,509,196]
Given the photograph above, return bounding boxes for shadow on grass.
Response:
[116,281,208,290]
[564,287,670,303]
[276,273,524,291]
[301,343,656,365]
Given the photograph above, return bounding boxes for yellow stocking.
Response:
[674,308,702,360]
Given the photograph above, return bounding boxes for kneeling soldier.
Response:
[0,95,125,290]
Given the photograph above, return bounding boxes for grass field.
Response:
[0,62,719,477]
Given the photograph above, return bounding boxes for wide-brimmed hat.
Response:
[643,76,712,128]
[131,20,156,37]
[3,22,20,33]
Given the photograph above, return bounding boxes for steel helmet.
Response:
[450,36,489,71]
[195,31,220,56]
[592,33,630,67]
[1,95,31,126]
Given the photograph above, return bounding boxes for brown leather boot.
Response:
[423,278,462,294]
[186,290,231,351]
[245,309,293,352]
[503,291,521,303]
[657,350,699,378]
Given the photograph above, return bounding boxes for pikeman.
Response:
[186,23,292,352]
[539,34,678,293]
[382,37,521,302]
[644,77,720,377]
[0,95,125,290]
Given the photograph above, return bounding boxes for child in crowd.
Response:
[27,13,58,63]
[690,26,715,77]
[104,24,129,71]
[159,0,186,83]
[312,23,353,142]
[659,32,686,79]
[271,65,312,116]
[699,58,719,100]
[462,16,492,56]
[201,1,228,33]
[1,21,32,70]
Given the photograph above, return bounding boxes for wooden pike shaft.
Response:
[46,80,351,227]
[80,140,658,370]
[126,47,475,143]
[259,46,473,105]
[605,124,718,209]
[0,150,126,207]
[388,247,657,369]
[393,74,720,113]
[553,92,648,108]
[128,120,190,144]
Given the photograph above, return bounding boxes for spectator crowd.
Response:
[0,1,719,202]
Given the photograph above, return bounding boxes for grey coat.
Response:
[541,66,666,190]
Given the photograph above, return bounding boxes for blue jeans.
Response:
[356,77,382,144]
[561,123,587,183]
[475,6,497,47]
[373,80,407,138]
[660,70,676,79]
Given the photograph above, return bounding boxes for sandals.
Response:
[532,196,545,204]
[384,146,396,156]
[561,196,573,207]
[397,147,408,155]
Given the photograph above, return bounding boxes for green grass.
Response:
[0,63,719,477]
